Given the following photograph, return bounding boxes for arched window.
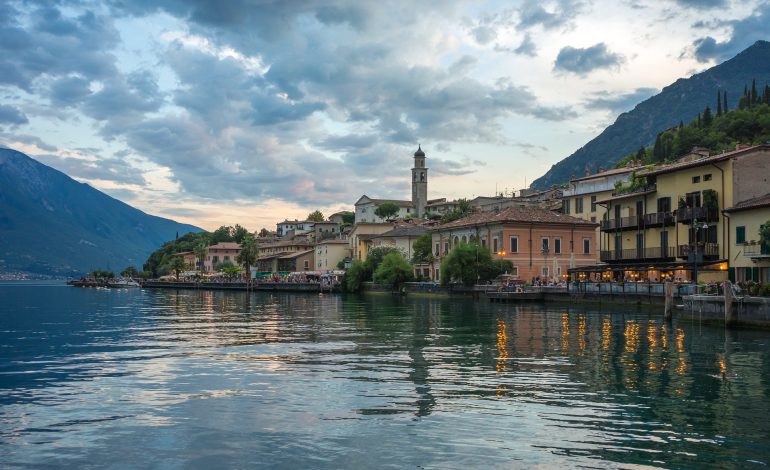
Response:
[453,236,459,246]
[461,235,467,244]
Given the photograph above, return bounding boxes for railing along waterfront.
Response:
[600,246,677,262]
[570,281,697,296]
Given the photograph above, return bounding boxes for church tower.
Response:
[411,145,428,218]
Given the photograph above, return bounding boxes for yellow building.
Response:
[594,144,770,283]
[724,194,770,283]
[562,165,640,264]
[348,222,395,262]
[315,239,350,272]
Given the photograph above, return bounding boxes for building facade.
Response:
[315,239,351,271]
[430,207,597,283]
[724,193,770,283]
[203,242,242,272]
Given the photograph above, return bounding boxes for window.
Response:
[590,216,597,223]
[583,239,591,254]
[493,238,498,253]
[685,191,701,208]
[575,197,584,214]
[657,197,671,212]
[704,174,712,181]
[304,260,309,270]
[541,238,549,253]
[542,267,549,277]
[481,238,487,248]
[692,176,701,184]
[511,266,519,276]
[736,226,746,244]
[591,195,597,212]
[510,236,519,253]
[435,242,440,256]
[563,199,571,214]
[444,241,449,254]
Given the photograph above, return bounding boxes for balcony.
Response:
[600,246,677,262]
[677,243,720,260]
[643,211,675,227]
[676,206,719,224]
[600,215,642,232]
[744,242,770,259]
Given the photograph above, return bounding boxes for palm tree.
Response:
[168,256,187,281]
[194,242,208,273]
[236,236,259,279]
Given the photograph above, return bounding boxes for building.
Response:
[328,211,353,225]
[561,166,640,264]
[354,196,415,223]
[315,239,351,271]
[430,207,597,282]
[276,219,314,238]
[370,226,428,261]
[172,251,197,271]
[203,242,242,272]
[724,193,770,283]
[256,240,315,273]
[593,144,770,283]
[311,221,343,241]
[348,222,394,262]
[354,146,429,223]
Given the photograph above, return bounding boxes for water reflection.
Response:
[1,286,769,469]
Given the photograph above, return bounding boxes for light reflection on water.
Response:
[1,285,769,469]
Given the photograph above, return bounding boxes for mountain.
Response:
[532,40,770,189]
[0,148,203,276]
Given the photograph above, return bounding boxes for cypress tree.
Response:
[697,112,702,128]
[716,90,722,116]
[703,106,713,127]
[751,79,758,105]
[764,84,770,105]
[723,91,728,113]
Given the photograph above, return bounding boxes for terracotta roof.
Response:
[376,226,428,238]
[724,193,770,213]
[358,198,414,207]
[643,144,770,176]
[279,249,314,259]
[317,239,349,245]
[570,166,641,183]
[435,207,597,230]
[208,242,241,250]
[260,240,314,249]
[173,251,194,256]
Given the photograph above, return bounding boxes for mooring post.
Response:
[664,279,673,321]
[724,280,735,327]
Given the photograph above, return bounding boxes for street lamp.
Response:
[692,221,709,294]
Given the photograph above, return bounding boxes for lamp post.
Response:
[692,221,709,294]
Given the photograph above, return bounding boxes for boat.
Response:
[107,277,141,288]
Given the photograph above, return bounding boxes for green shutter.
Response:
[736,226,746,244]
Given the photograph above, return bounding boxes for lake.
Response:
[1,283,769,468]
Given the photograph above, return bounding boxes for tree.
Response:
[194,242,208,272]
[212,225,235,243]
[167,256,187,280]
[121,266,139,278]
[374,203,400,220]
[716,90,722,116]
[440,243,510,287]
[307,210,325,222]
[761,221,770,255]
[258,228,271,238]
[412,232,434,263]
[220,265,242,279]
[363,246,402,279]
[340,212,355,225]
[441,198,475,223]
[373,252,414,288]
[345,260,366,292]
[702,106,713,127]
[233,224,249,243]
[723,91,728,113]
[236,236,259,278]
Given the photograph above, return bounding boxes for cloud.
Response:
[0,134,57,152]
[585,87,658,114]
[554,43,626,75]
[35,152,147,186]
[0,104,28,125]
[674,0,726,7]
[690,3,770,62]
[517,0,584,30]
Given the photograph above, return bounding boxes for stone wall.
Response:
[682,295,770,327]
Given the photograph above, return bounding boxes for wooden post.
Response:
[724,280,736,327]
[664,280,673,321]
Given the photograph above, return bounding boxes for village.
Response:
[162,144,770,294]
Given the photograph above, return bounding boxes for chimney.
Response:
[584,168,591,177]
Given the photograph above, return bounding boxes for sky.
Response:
[1,0,768,232]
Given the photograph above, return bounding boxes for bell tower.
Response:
[411,145,428,218]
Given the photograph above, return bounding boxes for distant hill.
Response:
[532,40,770,189]
[0,148,203,276]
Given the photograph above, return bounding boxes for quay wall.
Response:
[682,295,770,328]
[141,281,331,292]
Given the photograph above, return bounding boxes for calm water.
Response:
[1,284,769,469]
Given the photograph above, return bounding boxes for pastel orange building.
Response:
[430,207,598,282]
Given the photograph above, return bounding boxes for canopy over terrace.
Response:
[568,259,728,282]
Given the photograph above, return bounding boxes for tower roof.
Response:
[414,145,425,157]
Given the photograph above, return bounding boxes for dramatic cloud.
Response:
[517,0,584,30]
[554,43,626,75]
[0,104,28,125]
[691,3,770,62]
[35,153,147,186]
[585,87,658,114]
[674,0,726,7]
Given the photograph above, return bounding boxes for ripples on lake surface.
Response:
[1,283,769,468]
